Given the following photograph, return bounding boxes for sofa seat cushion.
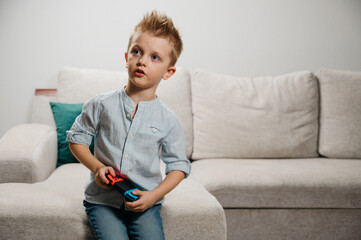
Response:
[191,158,361,208]
[225,208,361,240]
[0,163,226,240]
[0,164,93,239]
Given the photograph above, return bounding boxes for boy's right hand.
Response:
[95,166,116,189]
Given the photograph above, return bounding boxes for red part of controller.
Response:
[106,174,124,186]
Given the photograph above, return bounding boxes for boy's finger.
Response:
[125,198,141,208]
[128,202,141,210]
[104,166,115,176]
[124,200,134,210]
[109,168,116,176]
[100,174,109,184]
[132,190,142,196]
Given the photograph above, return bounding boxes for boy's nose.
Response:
[137,56,146,66]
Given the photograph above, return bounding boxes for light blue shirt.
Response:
[66,87,191,208]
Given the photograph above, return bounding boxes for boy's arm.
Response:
[152,170,186,198]
[66,94,115,188]
[69,142,115,188]
[125,115,190,212]
[124,170,185,212]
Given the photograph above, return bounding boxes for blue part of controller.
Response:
[124,188,139,201]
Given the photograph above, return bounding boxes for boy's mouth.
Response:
[134,69,145,77]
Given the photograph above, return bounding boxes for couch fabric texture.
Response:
[316,68,361,159]
[191,70,319,159]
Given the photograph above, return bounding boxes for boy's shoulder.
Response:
[158,100,180,125]
[87,89,121,105]
[97,88,121,100]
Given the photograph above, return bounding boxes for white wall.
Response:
[1,0,361,137]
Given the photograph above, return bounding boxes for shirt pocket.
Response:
[137,123,162,154]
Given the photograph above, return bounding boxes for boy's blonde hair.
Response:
[127,10,183,66]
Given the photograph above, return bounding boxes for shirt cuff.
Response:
[165,160,192,178]
[66,124,93,147]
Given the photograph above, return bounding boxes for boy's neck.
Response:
[124,84,157,105]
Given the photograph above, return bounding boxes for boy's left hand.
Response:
[124,190,158,212]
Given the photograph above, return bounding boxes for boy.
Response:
[66,10,191,240]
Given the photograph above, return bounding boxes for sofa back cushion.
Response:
[191,70,319,160]
[57,66,128,103]
[31,66,193,159]
[316,68,361,159]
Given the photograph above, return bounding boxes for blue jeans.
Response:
[83,200,165,240]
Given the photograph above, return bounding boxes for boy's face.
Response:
[125,31,176,92]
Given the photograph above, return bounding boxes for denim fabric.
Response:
[83,200,165,240]
[66,87,191,208]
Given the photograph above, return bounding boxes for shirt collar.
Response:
[121,86,160,109]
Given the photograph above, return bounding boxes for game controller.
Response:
[105,173,140,202]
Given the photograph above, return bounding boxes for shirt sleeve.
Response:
[66,95,102,146]
[160,116,191,178]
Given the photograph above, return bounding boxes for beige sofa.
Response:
[1,66,361,240]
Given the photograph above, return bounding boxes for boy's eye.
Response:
[152,55,160,61]
[132,49,140,55]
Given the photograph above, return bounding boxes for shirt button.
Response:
[152,128,158,133]
[124,153,128,158]
[131,104,135,108]
[129,134,133,138]
[126,113,131,118]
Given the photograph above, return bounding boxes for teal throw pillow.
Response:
[49,102,94,167]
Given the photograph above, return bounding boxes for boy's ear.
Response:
[124,52,128,67]
[162,67,176,80]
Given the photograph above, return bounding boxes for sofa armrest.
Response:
[159,161,226,239]
[162,177,227,240]
[0,124,57,183]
